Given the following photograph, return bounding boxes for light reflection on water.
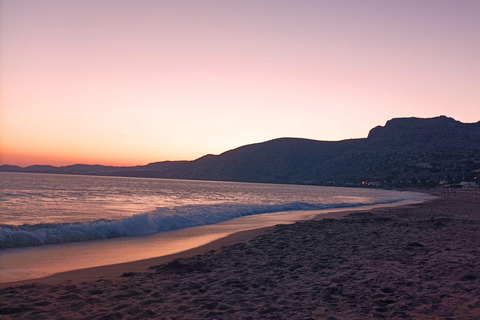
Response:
[2,174,234,224]
[0,172,408,226]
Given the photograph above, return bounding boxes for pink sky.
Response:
[1,0,479,166]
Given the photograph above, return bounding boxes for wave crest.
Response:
[0,200,402,249]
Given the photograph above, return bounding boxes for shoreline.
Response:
[0,195,431,288]
[2,190,479,319]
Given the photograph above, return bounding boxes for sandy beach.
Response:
[1,190,479,319]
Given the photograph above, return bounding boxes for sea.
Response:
[0,172,431,282]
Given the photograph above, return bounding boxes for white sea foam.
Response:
[1,173,433,249]
[0,200,405,249]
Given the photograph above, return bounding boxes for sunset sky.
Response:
[1,0,479,167]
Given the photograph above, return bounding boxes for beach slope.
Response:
[1,191,479,319]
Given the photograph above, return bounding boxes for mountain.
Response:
[2,116,480,187]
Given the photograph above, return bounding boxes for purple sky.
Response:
[1,0,479,166]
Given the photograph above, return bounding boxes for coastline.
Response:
[1,195,430,287]
[3,190,480,318]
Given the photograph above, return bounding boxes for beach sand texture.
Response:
[1,191,479,319]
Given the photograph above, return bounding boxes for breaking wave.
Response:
[0,200,404,249]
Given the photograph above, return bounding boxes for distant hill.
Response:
[2,116,480,188]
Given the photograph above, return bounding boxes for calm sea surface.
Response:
[1,172,427,249]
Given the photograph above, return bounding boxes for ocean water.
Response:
[1,172,428,249]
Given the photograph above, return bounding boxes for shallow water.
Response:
[0,172,426,249]
[0,172,432,282]
[0,199,429,283]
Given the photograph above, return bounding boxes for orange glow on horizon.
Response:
[1,1,479,167]
[0,151,155,167]
[2,153,152,171]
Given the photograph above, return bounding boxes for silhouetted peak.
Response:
[2,115,479,187]
[195,154,218,162]
[367,116,460,140]
[25,165,56,170]
[385,115,457,127]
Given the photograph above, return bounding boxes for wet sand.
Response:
[0,208,365,286]
[1,199,425,284]
[1,190,479,319]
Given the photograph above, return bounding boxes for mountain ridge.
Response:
[2,116,480,187]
